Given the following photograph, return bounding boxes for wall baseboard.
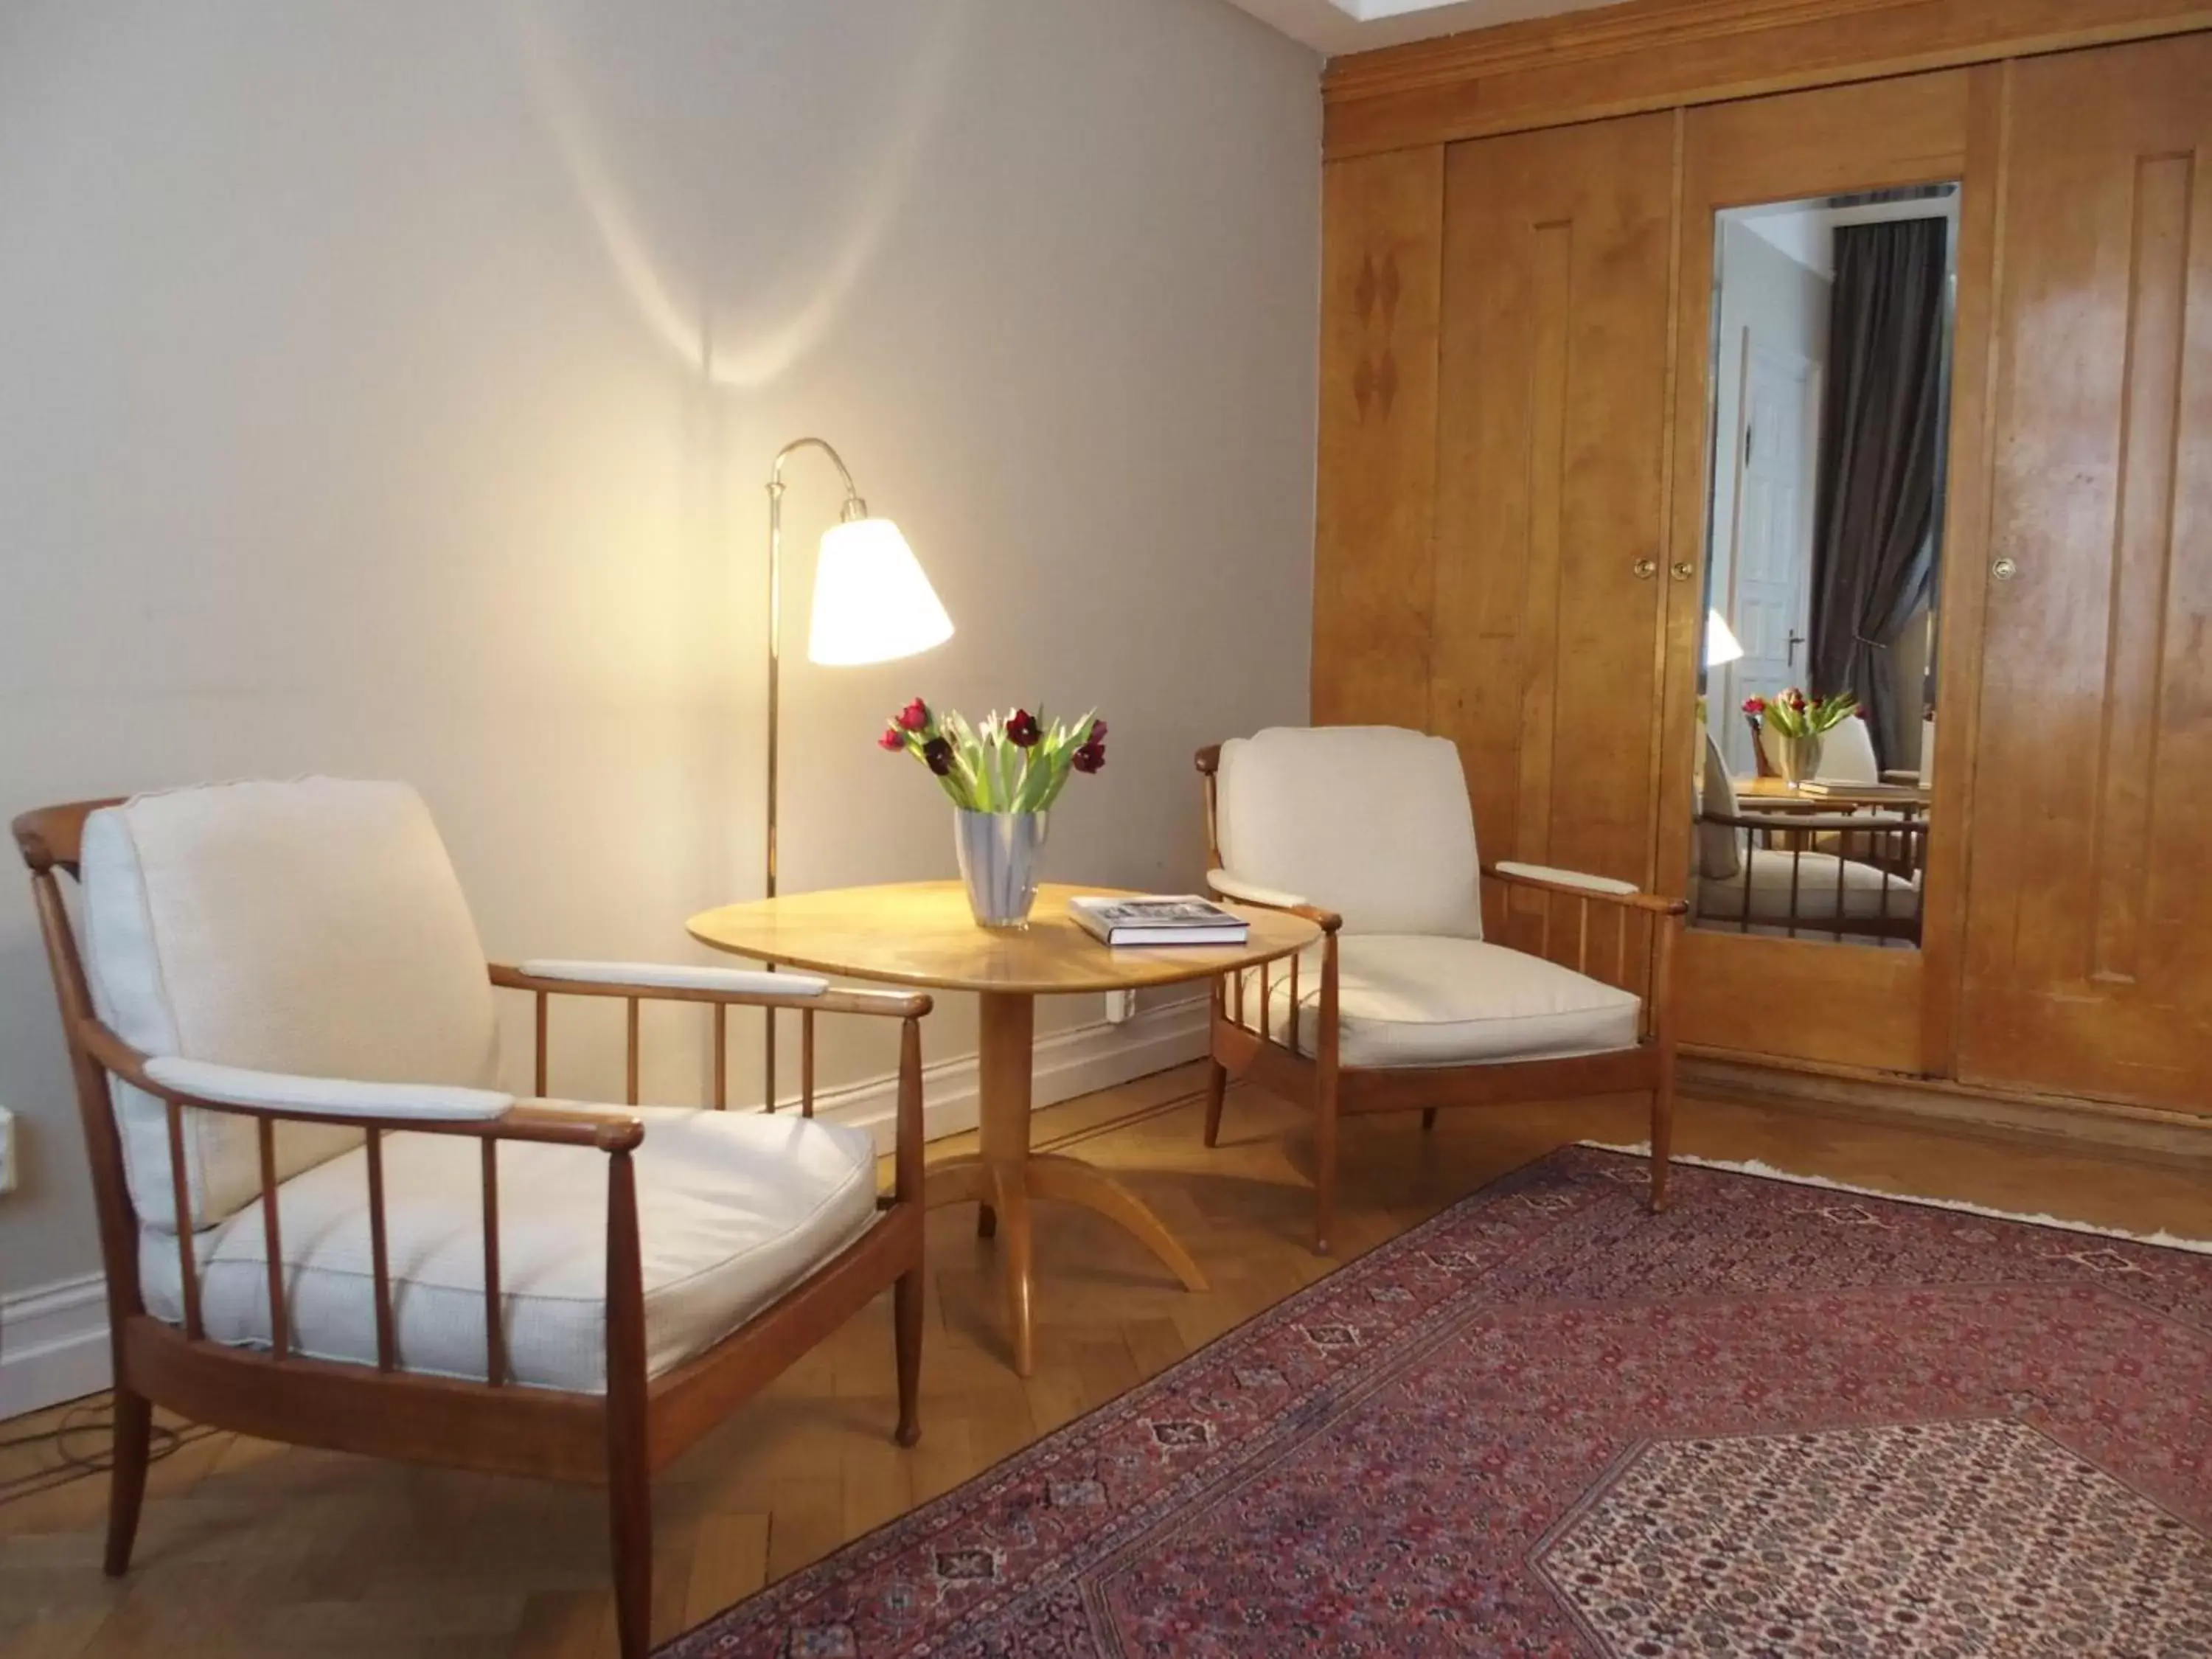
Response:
[1683,1051,2212,1166]
[815,994,1210,1150]
[0,997,1211,1421]
[0,1272,110,1420]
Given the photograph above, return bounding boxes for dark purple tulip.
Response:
[1071,741,1106,775]
[923,736,954,776]
[1006,709,1041,748]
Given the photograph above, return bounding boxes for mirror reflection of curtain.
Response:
[1807,217,1948,770]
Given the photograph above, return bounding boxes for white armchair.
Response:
[1195,727,1683,1253]
[15,778,931,1658]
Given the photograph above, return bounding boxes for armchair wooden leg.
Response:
[893,1265,923,1448]
[607,1436,652,1658]
[1419,1107,1438,1133]
[102,1386,151,1576]
[1202,1057,1228,1148]
[1649,1077,1675,1214]
[605,1150,653,1659]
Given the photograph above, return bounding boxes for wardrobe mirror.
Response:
[1690,184,1958,948]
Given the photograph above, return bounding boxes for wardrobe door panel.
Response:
[1959,35,2212,1109]
[1430,113,1676,886]
[1313,147,1446,728]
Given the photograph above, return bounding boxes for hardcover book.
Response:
[1068,894,1250,947]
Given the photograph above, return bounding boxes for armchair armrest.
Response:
[1483,862,1687,917]
[1206,869,1307,909]
[1491,860,1637,896]
[80,1023,641,1151]
[145,1056,512,1121]
[490,961,929,1019]
[515,959,829,998]
[1206,869,1343,933]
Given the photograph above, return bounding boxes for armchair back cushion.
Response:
[80,779,501,1231]
[1698,732,1745,880]
[1764,714,1879,783]
[1216,727,1483,938]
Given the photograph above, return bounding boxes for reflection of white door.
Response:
[1719,339,1818,772]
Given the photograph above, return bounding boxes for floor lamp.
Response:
[762,437,954,1108]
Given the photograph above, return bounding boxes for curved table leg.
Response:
[986,1164,1036,1377]
[919,990,1206,1376]
[922,1154,990,1212]
[1026,1155,1210,1293]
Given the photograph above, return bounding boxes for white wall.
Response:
[0,0,1321,1334]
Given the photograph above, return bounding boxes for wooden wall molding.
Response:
[1322,0,2212,157]
[1684,1051,2212,1167]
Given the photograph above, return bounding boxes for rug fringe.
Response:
[1585,1141,2212,1256]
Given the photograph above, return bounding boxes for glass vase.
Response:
[954,810,1048,930]
[1776,733,1824,785]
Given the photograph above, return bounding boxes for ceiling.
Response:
[1220,0,1622,58]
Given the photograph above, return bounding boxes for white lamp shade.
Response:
[807,518,954,667]
[1705,608,1746,669]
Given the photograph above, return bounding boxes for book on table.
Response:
[1795,779,1924,800]
[1068,894,1249,947]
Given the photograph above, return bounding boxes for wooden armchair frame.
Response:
[1194,747,1686,1254]
[14,799,933,1659]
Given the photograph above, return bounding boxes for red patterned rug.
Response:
[663,1148,2212,1658]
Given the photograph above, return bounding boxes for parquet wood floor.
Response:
[4,1066,2208,1657]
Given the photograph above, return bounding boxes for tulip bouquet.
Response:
[1743,688,1857,784]
[877,698,1107,814]
[1743,687,1859,738]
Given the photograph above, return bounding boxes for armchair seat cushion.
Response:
[1237,935,1641,1069]
[140,1105,877,1393]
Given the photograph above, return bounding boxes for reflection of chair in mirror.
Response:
[1694,734,1923,943]
[1814,715,1878,783]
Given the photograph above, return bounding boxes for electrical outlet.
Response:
[1104,989,1137,1026]
[0,1105,15,1195]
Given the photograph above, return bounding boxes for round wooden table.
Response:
[687,881,1322,1375]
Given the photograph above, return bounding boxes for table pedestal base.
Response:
[922,992,1207,1376]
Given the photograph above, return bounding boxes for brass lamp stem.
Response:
[762,437,866,1112]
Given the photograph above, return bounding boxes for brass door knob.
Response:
[1670,560,1696,582]
[1632,558,1658,580]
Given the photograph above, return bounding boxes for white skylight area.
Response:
[1220,0,1618,58]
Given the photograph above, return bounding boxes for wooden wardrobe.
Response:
[1312,0,2212,1147]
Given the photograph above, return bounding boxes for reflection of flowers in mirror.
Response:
[1741,688,1859,738]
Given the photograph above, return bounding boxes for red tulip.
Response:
[896,698,931,733]
[1071,741,1106,775]
[1006,709,1040,748]
[1742,696,1767,715]
[1789,691,1808,712]
[877,727,903,751]
[1088,718,1107,744]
